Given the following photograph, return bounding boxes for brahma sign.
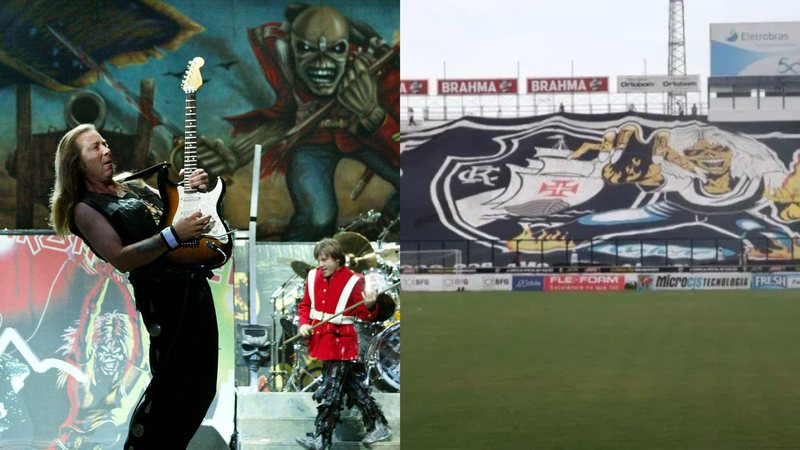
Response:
[437,78,518,95]
[400,79,429,95]
[527,77,609,93]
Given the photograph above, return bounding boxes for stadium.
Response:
[401,2,800,448]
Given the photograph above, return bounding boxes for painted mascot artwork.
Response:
[0,0,399,242]
[401,113,800,268]
[197,1,400,242]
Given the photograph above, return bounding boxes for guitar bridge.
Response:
[181,239,201,248]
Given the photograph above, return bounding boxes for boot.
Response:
[362,422,391,444]
[295,434,325,450]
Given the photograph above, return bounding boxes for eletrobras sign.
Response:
[711,22,800,76]
[616,75,700,93]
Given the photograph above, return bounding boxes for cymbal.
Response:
[333,231,373,257]
[333,231,377,272]
[290,260,314,278]
[377,243,400,265]
[352,253,378,272]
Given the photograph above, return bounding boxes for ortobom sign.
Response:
[617,75,701,93]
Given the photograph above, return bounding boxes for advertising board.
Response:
[400,79,429,95]
[711,22,800,76]
[527,77,609,93]
[437,78,518,95]
[617,75,701,93]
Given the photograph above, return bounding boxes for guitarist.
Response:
[49,124,218,450]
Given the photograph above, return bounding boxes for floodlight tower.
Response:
[667,0,687,115]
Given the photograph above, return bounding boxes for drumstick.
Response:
[283,281,400,346]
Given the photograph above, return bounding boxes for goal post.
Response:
[401,249,463,273]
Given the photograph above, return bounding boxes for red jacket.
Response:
[297,266,379,361]
[224,22,400,176]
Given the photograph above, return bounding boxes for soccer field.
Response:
[401,290,800,449]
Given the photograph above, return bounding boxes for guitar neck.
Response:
[184,90,197,193]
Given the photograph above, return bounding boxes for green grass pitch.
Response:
[400,290,800,449]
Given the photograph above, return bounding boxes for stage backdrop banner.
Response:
[0,234,235,449]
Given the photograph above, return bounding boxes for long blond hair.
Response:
[49,124,95,237]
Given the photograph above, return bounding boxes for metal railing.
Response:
[400,93,708,123]
[401,237,798,272]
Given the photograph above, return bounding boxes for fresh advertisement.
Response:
[752,273,800,289]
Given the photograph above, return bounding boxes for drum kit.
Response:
[268,231,401,393]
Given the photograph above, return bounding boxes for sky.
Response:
[401,0,800,88]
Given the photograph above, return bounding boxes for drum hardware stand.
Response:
[282,341,320,392]
[337,209,382,233]
[375,216,399,250]
[268,273,298,391]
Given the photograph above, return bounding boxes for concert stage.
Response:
[235,391,400,449]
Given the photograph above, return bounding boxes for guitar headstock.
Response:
[181,57,205,93]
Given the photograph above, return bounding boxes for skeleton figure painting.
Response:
[197,1,400,241]
[401,115,800,267]
[51,281,149,450]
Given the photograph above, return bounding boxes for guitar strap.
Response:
[119,162,171,182]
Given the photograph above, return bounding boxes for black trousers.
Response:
[311,360,388,448]
[124,273,218,450]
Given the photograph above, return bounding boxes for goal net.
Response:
[401,249,463,273]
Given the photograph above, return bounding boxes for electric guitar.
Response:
[158,57,233,270]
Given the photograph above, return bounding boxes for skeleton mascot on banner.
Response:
[197,3,400,241]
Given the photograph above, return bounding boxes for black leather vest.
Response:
[70,182,163,259]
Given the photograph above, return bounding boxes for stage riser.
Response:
[241,443,398,450]
[238,418,401,442]
[237,391,400,450]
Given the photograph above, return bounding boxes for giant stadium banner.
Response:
[711,21,800,76]
[0,234,235,449]
[400,113,800,268]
